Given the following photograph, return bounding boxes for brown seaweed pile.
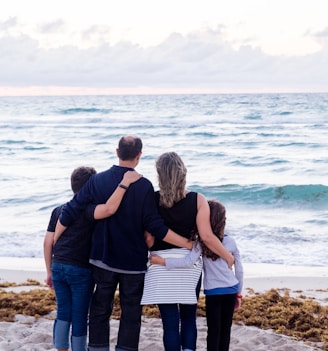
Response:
[234,288,328,350]
[0,286,55,322]
[1,282,327,350]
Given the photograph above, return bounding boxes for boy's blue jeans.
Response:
[52,262,94,350]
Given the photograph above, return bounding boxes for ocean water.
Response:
[1,93,327,267]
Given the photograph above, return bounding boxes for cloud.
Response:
[38,19,66,33]
[0,25,327,93]
[0,17,17,30]
[313,27,328,38]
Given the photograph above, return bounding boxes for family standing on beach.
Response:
[44,135,244,351]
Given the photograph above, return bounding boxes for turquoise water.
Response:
[0,93,327,266]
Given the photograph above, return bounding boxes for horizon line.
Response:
[0,86,327,97]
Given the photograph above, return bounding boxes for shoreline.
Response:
[1,256,327,275]
[1,256,327,293]
[1,257,327,305]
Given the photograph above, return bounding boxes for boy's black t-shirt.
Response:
[47,204,96,268]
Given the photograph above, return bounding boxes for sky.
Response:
[1,0,328,95]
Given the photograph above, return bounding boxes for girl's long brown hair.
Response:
[198,199,226,261]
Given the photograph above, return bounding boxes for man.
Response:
[57,135,192,351]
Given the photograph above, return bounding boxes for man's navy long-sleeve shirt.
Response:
[59,165,168,272]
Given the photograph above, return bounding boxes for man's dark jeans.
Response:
[88,266,145,351]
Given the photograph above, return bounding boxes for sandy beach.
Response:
[0,257,327,351]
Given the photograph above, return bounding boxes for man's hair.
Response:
[156,152,187,208]
[71,166,97,194]
[117,136,142,160]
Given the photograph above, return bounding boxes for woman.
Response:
[141,152,234,351]
[150,199,244,351]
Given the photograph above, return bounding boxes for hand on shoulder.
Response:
[122,171,143,185]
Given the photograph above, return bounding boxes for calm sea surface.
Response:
[1,93,327,266]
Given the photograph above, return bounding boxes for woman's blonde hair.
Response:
[156,152,187,208]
